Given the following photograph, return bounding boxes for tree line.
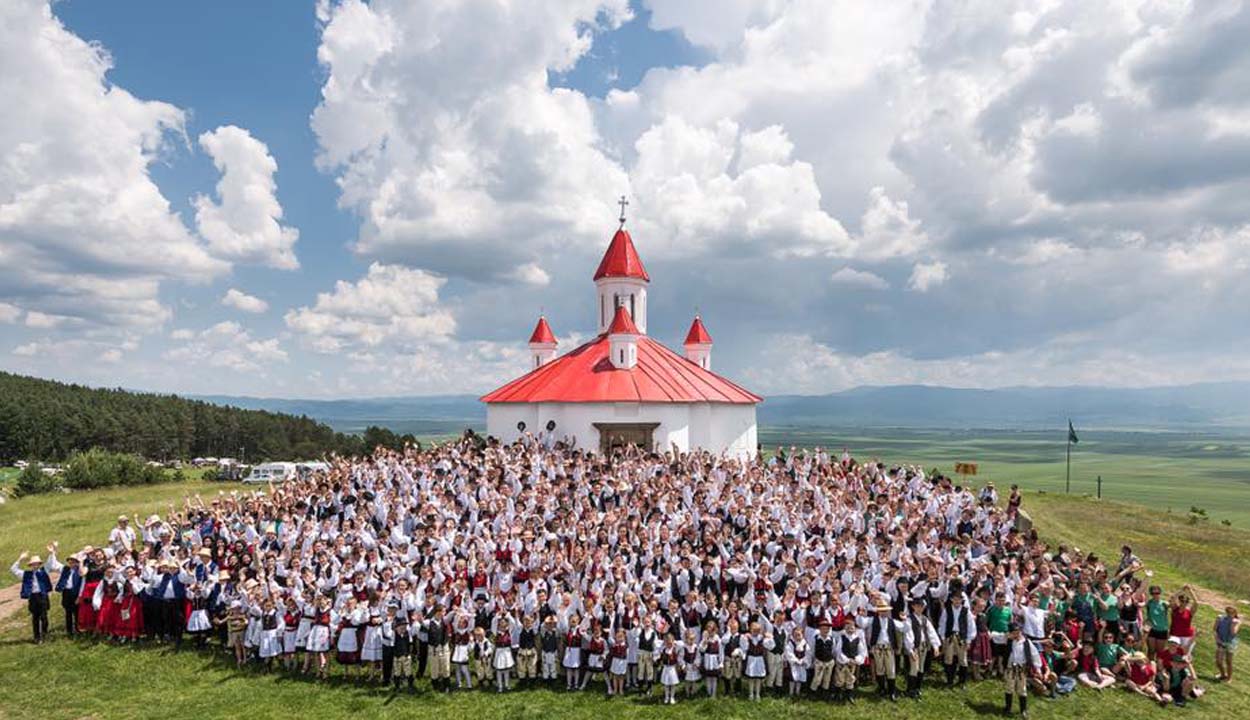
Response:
[0,372,419,464]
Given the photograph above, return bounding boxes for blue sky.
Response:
[3,0,1250,398]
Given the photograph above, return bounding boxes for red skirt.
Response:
[78,581,101,632]
[114,595,144,639]
[99,594,118,636]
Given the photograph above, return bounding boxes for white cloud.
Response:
[0,303,21,324]
[509,262,551,286]
[164,321,288,373]
[0,0,227,332]
[221,288,270,314]
[830,267,889,290]
[856,186,929,261]
[908,260,949,292]
[194,125,299,269]
[24,311,69,329]
[285,263,456,353]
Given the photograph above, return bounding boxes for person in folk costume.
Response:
[281,595,301,671]
[449,608,475,689]
[242,581,263,659]
[721,616,745,696]
[658,632,683,705]
[680,627,703,697]
[835,618,868,703]
[901,596,941,699]
[361,601,387,683]
[583,623,607,691]
[96,566,120,641]
[742,621,773,701]
[151,557,193,649]
[562,613,585,690]
[634,613,658,695]
[77,546,106,635]
[699,619,724,697]
[12,545,58,643]
[492,611,518,692]
[810,618,838,697]
[765,608,789,694]
[940,590,978,687]
[1003,623,1042,718]
[257,596,286,671]
[55,550,83,638]
[515,613,538,688]
[225,600,250,668]
[472,625,495,687]
[784,625,811,697]
[294,588,316,663]
[425,605,453,692]
[379,602,397,686]
[390,601,416,692]
[858,599,904,701]
[607,627,630,696]
[336,595,366,680]
[185,580,215,649]
[302,594,333,678]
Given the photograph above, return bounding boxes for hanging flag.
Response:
[1068,420,1079,445]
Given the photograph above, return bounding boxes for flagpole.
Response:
[1065,420,1072,494]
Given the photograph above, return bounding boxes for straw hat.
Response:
[874,602,892,612]
[27,555,43,568]
[196,548,212,558]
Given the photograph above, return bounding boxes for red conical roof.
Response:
[607,305,640,335]
[593,228,650,282]
[684,315,712,345]
[528,316,556,345]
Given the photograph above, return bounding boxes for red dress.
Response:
[114,585,144,639]
[78,579,101,632]
[98,583,119,636]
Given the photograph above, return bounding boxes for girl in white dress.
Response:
[361,604,386,680]
[258,598,286,669]
[281,596,300,671]
[562,615,584,690]
[450,611,474,689]
[700,620,724,697]
[336,598,365,680]
[785,626,811,697]
[304,596,333,679]
[294,592,315,657]
[658,634,683,705]
[682,628,702,697]
[492,618,517,693]
[742,622,774,701]
[608,629,629,696]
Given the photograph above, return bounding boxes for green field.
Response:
[760,427,1250,526]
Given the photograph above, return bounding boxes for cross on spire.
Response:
[617,195,629,227]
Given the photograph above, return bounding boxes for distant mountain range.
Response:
[193,381,1250,433]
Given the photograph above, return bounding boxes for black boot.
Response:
[945,664,955,687]
[887,677,898,701]
[1019,695,1028,718]
[958,665,968,687]
[1004,693,1013,716]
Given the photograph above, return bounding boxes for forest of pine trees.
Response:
[0,372,416,463]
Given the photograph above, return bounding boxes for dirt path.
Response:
[0,583,23,624]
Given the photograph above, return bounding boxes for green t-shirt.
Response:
[1097,593,1119,621]
[1096,642,1124,668]
[1146,599,1169,632]
[987,605,1013,633]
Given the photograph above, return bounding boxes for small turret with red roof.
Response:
[683,315,713,370]
[527,315,557,369]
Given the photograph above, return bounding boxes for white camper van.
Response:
[242,462,297,484]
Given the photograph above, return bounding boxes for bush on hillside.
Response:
[14,463,59,496]
[61,448,167,490]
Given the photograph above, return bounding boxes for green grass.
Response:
[760,427,1250,526]
[0,475,220,588]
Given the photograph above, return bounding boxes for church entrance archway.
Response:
[593,422,660,455]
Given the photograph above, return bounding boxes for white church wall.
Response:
[487,401,756,459]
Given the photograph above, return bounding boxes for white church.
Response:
[481,207,761,459]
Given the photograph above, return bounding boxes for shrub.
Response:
[14,463,59,496]
[61,448,167,490]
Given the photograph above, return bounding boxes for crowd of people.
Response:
[12,433,1241,715]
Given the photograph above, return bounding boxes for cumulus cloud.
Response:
[0,303,23,324]
[907,261,948,292]
[195,125,300,269]
[164,321,288,373]
[221,288,269,314]
[285,263,456,353]
[830,267,889,290]
[0,0,227,333]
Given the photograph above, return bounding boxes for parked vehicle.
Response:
[242,461,298,484]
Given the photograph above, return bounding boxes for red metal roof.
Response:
[528,316,556,344]
[592,228,650,282]
[606,305,640,335]
[683,316,712,345]
[480,334,762,404]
